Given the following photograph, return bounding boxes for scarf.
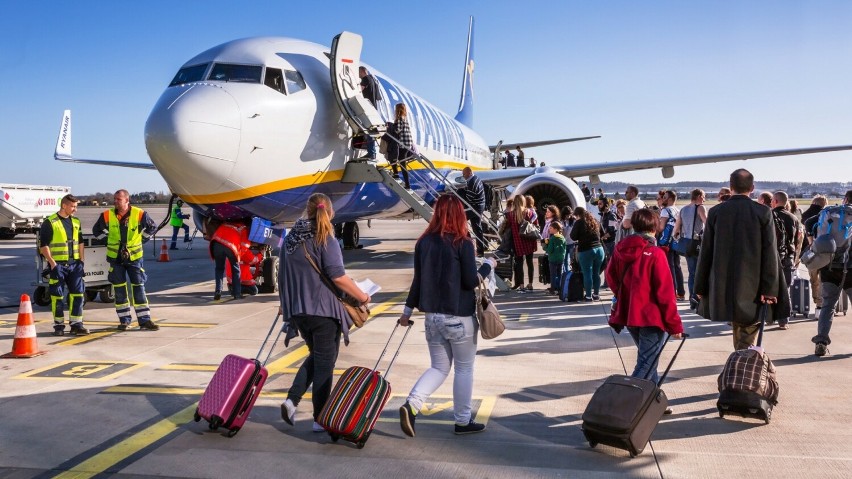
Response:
[284,218,315,254]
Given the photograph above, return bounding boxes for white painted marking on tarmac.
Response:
[373,253,395,259]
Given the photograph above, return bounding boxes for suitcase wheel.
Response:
[356,440,366,449]
[588,441,598,448]
[329,432,340,443]
[209,415,223,431]
[764,409,772,424]
[227,427,240,438]
[193,409,201,423]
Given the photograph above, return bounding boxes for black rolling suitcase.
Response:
[789,276,810,318]
[582,334,687,457]
[495,257,514,282]
[717,305,779,424]
[538,256,550,284]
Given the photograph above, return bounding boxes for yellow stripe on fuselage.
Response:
[177,159,485,205]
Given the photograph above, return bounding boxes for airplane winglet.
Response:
[52,109,157,170]
[54,109,73,161]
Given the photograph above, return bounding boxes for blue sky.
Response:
[2,1,851,195]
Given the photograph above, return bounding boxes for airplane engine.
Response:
[511,166,587,218]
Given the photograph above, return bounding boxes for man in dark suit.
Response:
[694,168,780,350]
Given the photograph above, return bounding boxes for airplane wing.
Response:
[54,110,156,170]
[489,136,600,151]
[475,144,852,188]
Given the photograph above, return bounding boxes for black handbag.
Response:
[672,206,701,257]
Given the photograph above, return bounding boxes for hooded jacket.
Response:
[605,234,683,334]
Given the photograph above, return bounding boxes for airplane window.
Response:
[285,70,306,94]
[208,63,263,83]
[169,63,209,87]
[264,68,286,95]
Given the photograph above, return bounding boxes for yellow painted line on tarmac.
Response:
[72,293,410,477]
[474,395,497,425]
[52,404,196,479]
[518,313,529,322]
[158,363,346,375]
[80,320,215,329]
[56,331,118,346]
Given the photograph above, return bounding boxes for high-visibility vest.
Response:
[170,205,184,227]
[46,213,80,262]
[209,223,245,259]
[105,206,144,261]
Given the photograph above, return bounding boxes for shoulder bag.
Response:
[519,213,542,241]
[476,275,505,339]
[303,244,369,328]
[672,206,701,257]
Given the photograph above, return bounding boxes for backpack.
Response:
[771,211,790,266]
[802,205,852,271]
[658,208,676,247]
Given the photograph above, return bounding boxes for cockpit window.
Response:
[265,68,286,94]
[208,63,263,83]
[169,63,209,87]
[285,70,306,94]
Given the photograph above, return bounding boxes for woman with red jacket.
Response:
[605,208,683,386]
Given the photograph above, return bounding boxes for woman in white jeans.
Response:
[398,195,494,437]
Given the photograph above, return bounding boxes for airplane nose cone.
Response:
[145,84,241,196]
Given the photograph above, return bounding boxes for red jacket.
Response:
[605,234,683,334]
[209,223,248,259]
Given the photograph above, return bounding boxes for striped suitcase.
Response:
[317,322,412,448]
[194,314,283,437]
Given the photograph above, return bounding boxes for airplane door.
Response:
[329,32,385,136]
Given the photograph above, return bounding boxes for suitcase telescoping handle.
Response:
[256,313,284,366]
[656,333,688,387]
[374,321,414,377]
[756,303,769,348]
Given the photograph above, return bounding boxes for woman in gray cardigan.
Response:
[279,193,371,432]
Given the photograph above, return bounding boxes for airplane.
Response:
[55,17,852,290]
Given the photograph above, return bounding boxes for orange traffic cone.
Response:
[158,240,170,262]
[2,294,46,358]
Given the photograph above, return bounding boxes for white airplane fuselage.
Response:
[144,37,490,224]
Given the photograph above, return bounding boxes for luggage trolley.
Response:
[32,234,114,307]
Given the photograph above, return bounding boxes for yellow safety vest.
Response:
[46,213,80,262]
[105,206,144,261]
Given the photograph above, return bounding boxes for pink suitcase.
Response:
[194,314,282,437]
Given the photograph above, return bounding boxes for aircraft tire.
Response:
[258,257,279,294]
[342,222,359,249]
[33,286,51,307]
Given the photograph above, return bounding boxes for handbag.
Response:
[303,244,369,328]
[476,275,505,339]
[672,206,701,257]
[519,219,542,241]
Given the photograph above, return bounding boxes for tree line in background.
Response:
[585,181,850,200]
[77,192,171,206]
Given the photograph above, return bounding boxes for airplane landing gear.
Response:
[335,222,360,250]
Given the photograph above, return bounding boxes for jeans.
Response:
[287,314,341,420]
[366,136,376,159]
[667,249,685,297]
[813,279,852,346]
[549,261,563,291]
[627,326,666,384]
[686,255,699,305]
[212,241,241,298]
[407,313,478,425]
[577,246,605,297]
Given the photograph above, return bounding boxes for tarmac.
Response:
[1,212,851,478]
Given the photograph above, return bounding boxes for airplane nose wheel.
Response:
[341,222,360,250]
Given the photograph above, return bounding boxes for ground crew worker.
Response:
[169,199,191,250]
[39,194,88,336]
[209,220,249,300]
[92,189,159,331]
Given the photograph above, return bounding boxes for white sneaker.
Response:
[281,399,296,426]
[312,421,326,433]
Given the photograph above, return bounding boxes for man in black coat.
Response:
[460,167,487,256]
[694,168,780,350]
